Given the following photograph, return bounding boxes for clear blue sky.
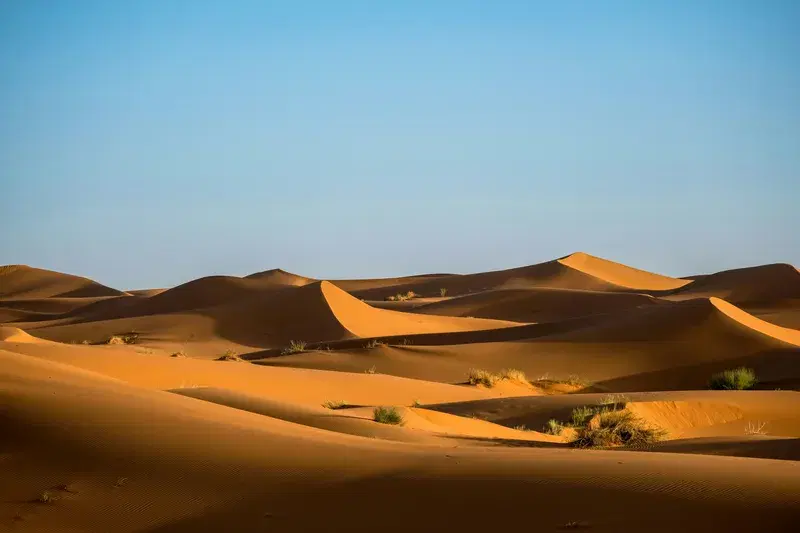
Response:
[2,1,798,289]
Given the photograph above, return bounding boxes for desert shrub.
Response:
[322,400,348,410]
[570,406,594,426]
[513,424,528,431]
[365,339,386,349]
[215,350,242,362]
[500,368,528,384]
[572,410,665,448]
[37,491,57,504]
[373,406,403,425]
[439,288,448,297]
[385,295,397,301]
[170,351,187,358]
[107,332,139,345]
[364,365,377,374]
[744,421,767,435]
[281,340,307,355]
[544,419,565,435]
[467,368,500,387]
[597,394,628,410]
[709,367,757,390]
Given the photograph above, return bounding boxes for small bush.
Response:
[744,421,767,435]
[365,365,377,374]
[385,295,397,301]
[373,406,403,425]
[37,491,56,504]
[170,351,187,358]
[215,350,242,362]
[544,419,565,435]
[467,368,500,387]
[709,367,757,390]
[365,339,386,349]
[412,399,422,407]
[500,368,528,384]
[439,288,448,297]
[513,424,528,431]
[572,410,665,448]
[281,340,307,355]
[107,333,139,345]
[598,394,628,410]
[571,406,594,426]
[322,400,348,410]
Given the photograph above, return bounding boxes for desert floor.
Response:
[1,252,799,532]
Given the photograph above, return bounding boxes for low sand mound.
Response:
[557,252,690,291]
[126,288,167,297]
[415,287,661,322]
[0,326,44,343]
[244,267,316,286]
[0,264,124,299]
[668,263,800,305]
[625,400,745,436]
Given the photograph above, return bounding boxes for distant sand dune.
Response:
[0,264,124,299]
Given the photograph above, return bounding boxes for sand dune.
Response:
[346,252,691,301]
[3,349,799,532]
[3,254,800,532]
[668,263,800,305]
[414,286,661,322]
[0,264,124,299]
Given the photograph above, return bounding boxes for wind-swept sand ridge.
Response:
[1,254,799,532]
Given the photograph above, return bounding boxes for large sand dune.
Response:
[1,254,799,532]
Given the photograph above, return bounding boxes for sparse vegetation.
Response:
[281,340,307,355]
[114,477,128,488]
[500,368,528,384]
[598,393,629,409]
[364,365,377,374]
[373,406,404,425]
[385,291,418,302]
[572,409,666,448]
[412,399,422,407]
[467,368,500,387]
[107,332,139,345]
[215,350,243,362]
[37,491,57,504]
[322,400,349,410]
[170,351,187,358]
[513,424,528,431]
[439,288,448,297]
[709,367,757,390]
[744,421,768,435]
[365,339,386,349]
[571,406,594,426]
[544,419,565,435]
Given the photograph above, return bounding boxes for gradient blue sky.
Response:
[2,1,798,289]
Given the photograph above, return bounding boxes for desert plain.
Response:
[1,252,799,532]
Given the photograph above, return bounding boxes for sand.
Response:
[1,252,799,532]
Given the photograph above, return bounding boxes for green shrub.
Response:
[373,406,403,425]
[544,419,565,435]
[281,340,307,355]
[572,410,665,448]
[709,367,757,390]
[571,406,594,426]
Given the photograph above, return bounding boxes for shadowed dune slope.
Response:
[668,263,800,305]
[0,265,124,299]
[243,267,316,286]
[3,349,800,533]
[20,281,519,349]
[414,287,661,322]
[347,252,688,300]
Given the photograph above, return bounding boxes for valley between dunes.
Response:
[1,253,799,532]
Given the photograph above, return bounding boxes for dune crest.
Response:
[556,252,691,291]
